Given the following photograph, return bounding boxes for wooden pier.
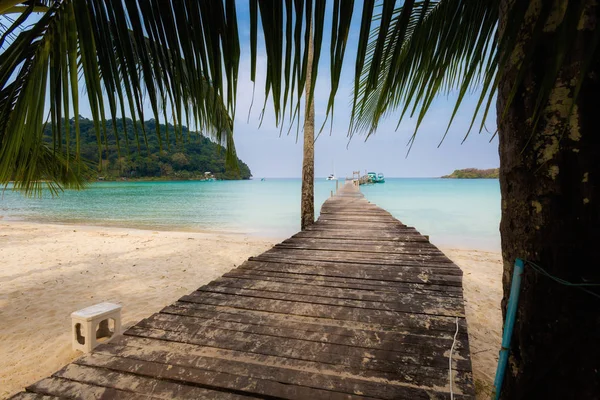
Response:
[13,183,474,399]
[349,170,383,185]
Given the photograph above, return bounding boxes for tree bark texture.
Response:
[301,22,315,231]
[498,0,600,398]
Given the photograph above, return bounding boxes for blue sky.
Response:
[231,2,499,178]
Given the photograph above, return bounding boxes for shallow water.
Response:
[360,178,500,251]
[1,178,501,250]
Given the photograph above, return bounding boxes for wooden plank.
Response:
[315,220,406,228]
[167,300,466,339]
[319,210,393,217]
[77,351,435,400]
[207,275,462,302]
[318,213,396,220]
[307,223,421,232]
[193,283,465,317]
[241,260,464,286]
[26,377,153,399]
[9,394,59,400]
[53,363,251,399]
[254,249,455,267]
[284,237,440,249]
[304,227,424,236]
[292,230,429,242]
[178,292,468,334]
[144,311,471,367]
[317,219,404,226]
[135,314,470,372]
[245,257,463,275]
[275,241,445,256]
[222,269,464,296]
[260,246,452,261]
[118,328,474,394]
[246,256,462,272]
[76,354,398,399]
[159,304,468,347]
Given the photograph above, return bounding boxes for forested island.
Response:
[44,117,251,180]
[442,168,499,179]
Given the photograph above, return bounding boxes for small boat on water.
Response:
[367,172,385,183]
[326,161,337,181]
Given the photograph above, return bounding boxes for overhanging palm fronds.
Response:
[0,0,238,194]
[249,0,354,132]
[351,0,600,151]
[351,0,498,147]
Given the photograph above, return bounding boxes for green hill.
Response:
[442,168,499,179]
[44,117,251,181]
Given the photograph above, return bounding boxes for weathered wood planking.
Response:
[13,182,474,399]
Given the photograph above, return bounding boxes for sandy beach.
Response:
[0,221,276,399]
[0,221,502,399]
[443,248,503,398]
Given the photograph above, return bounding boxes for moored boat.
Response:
[366,172,385,183]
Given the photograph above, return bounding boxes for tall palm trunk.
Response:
[301,22,315,230]
[498,1,600,398]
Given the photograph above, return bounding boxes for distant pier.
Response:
[349,170,385,185]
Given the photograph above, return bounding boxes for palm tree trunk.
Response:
[301,22,315,230]
[497,1,600,398]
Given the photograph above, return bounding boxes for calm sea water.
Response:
[1,178,501,250]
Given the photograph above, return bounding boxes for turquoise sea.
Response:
[1,178,501,251]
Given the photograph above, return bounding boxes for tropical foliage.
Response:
[42,117,251,181]
[441,168,499,179]
[0,0,239,194]
[3,1,594,191]
[349,0,599,150]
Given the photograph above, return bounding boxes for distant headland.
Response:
[442,168,499,179]
[43,117,252,181]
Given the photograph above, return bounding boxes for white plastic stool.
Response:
[71,302,122,352]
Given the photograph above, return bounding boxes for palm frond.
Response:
[351,0,599,154]
[351,0,498,147]
[0,0,237,195]
[7,143,90,196]
[250,0,354,132]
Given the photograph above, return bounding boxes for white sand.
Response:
[0,221,276,399]
[443,248,504,399]
[0,221,503,399]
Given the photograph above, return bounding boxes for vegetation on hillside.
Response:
[43,118,251,181]
[442,168,499,179]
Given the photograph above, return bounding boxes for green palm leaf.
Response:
[350,0,598,155]
[249,0,354,133]
[351,0,498,144]
[0,0,238,195]
[6,0,594,194]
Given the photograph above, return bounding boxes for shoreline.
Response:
[0,220,502,399]
[1,216,501,253]
[0,217,266,239]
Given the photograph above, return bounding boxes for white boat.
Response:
[326,161,337,180]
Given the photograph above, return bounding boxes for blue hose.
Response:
[492,258,524,399]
